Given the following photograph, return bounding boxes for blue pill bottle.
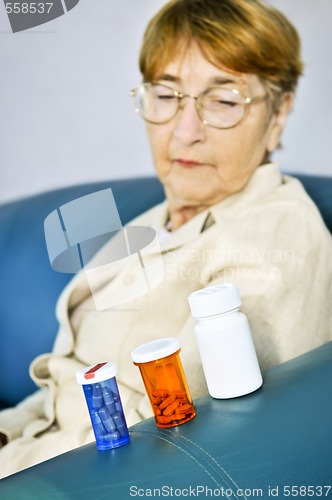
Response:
[76,362,130,450]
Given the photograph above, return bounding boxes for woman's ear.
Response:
[266,92,294,153]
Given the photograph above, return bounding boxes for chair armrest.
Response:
[1,342,331,497]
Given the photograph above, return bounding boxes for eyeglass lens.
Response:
[133,83,247,128]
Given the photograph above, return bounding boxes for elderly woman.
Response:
[0,0,331,478]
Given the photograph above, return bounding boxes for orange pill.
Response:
[154,407,162,416]
[170,390,187,401]
[175,404,193,414]
[156,414,174,425]
[172,413,186,420]
[159,394,177,410]
[163,399,180,416]
[152,389,169,398]
[152,396,161,405]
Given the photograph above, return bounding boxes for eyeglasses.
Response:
[130,82,267,130]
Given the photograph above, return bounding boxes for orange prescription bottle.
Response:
[131,338,196,428]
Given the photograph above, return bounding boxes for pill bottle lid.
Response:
[188,283,241,318]
[131,338,180,364]
[76,361,117,385]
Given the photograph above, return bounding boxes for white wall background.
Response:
[0,0,331,204]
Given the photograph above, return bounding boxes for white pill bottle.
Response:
[188,283,263,399]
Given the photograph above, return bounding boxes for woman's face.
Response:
[145,43,288,212]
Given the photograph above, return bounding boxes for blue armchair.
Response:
[0,173,331,494]
[0,173,331,407]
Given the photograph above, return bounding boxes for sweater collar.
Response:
[149,162,282,252]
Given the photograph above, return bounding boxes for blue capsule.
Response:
[102,387,117,415]
[92,383,103,409]
[99,407,116,433]
[113,412,128,437]
[102,431,120,443]
[113,412,125,426]
[90,410,106,436]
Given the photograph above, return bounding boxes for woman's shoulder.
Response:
[208,169,331,255]
[214,164,329,237]
[262,172,329,234]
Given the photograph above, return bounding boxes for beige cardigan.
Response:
[1,163,332,477]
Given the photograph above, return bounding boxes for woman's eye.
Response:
[207,98,238,109]
[157,94,176,100]
[204,88,243,109]
[217,100,237,107]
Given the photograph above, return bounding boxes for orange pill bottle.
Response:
[131,338,196,428]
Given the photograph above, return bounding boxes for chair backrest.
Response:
[292,173,332,234]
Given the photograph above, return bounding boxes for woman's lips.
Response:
[172,158,209,168]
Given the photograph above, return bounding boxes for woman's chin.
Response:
[167,183,224,208]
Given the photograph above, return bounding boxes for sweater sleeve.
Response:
[0,390,46,443]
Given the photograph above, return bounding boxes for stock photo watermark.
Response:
[44,188,165,310]
[129,484,332,497]
[3,0,80,32]
[164,245,295,283]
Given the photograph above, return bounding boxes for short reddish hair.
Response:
[139,0,303,96]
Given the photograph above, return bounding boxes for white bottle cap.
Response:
[76,361,118,385]
[188,283,241,318]
[131,338,180,364]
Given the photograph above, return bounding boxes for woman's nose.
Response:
[172,97,207,145]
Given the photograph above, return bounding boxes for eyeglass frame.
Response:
[129,82,267,130]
